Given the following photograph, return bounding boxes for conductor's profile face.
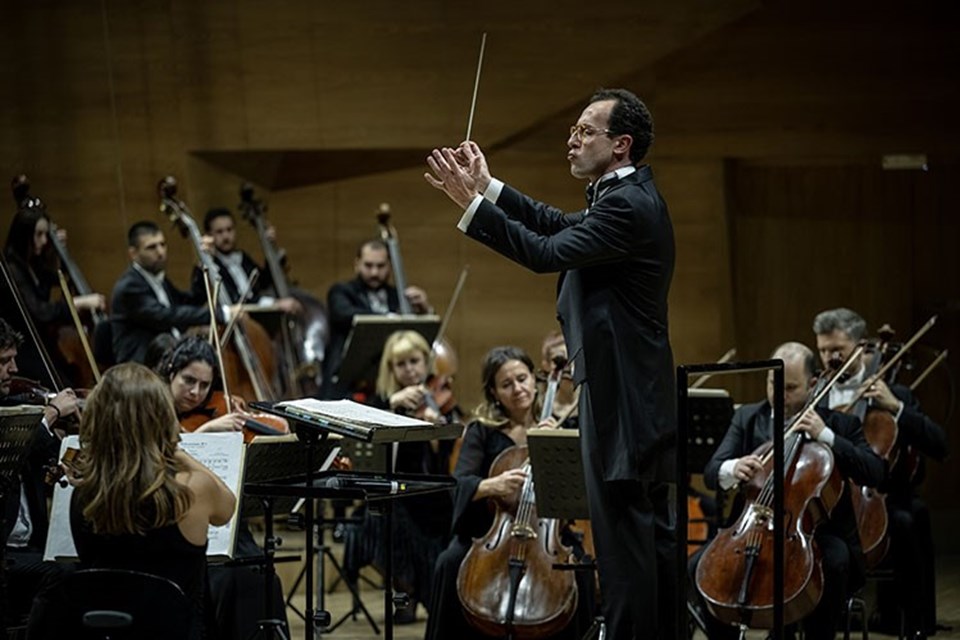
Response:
[355,245,391,290]
[567,99,618,183]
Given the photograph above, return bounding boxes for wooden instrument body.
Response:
[456,445,578,639]
[848,408,896,567]
[178,390,289,443]
[695,438,842,629]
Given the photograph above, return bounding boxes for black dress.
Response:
[68,492,210,640]
[424,420,593,640]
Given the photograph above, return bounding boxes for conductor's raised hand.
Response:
[455,141,492,194]
[424,147,479,209]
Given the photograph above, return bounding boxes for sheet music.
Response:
[44,432,244,561]
[277,398,432,428]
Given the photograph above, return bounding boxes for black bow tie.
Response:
[585,174,620,208]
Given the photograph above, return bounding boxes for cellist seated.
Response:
[689,342,885,640]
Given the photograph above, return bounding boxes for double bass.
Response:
[456,356,579,639]
[695,348,863,629]
[158,177,277,403]
[238,183,329,397]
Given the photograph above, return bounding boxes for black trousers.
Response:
[580,388,677,640]
[876,494,936,636]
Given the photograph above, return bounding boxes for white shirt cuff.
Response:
[817,426,835,447]
[457,178,505,233]
[893,400,905,423]
[718,459,738,491]
[457,196,484,233]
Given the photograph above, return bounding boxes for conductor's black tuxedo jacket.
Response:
[464,166,676,482]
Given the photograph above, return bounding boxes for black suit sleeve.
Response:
[891,385,947,461]
[494,184,582,234]
[826,412,886,488]
[327,281,367,334]
[114,276,211,332]
[467,189,643,274]
[702,406,753,491]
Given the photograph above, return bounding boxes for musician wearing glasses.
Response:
[426,88,677,640]
[690,342,885,640]
[813,308,947,638]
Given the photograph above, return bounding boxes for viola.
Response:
[179,390,289,444]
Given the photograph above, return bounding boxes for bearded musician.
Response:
[690,342,884,640]
[813,308,947,638]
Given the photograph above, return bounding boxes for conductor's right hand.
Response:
[732,455,764,483]
[477,468,527,501]
[454,141,492,194]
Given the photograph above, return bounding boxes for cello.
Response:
[238,183,329,397]
[456,355,579,639]
[158,177,277,403]
[840,316,937,567]
[695,347,863,629]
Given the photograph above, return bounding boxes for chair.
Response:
[33,568,194,639]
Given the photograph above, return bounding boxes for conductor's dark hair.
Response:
[0,317,24,351]
[203,208,234,233]
[127,221,162,248]
[589,88,654,164]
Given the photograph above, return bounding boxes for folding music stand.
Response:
[527,429,590,520]
[526,428,605,640]
[685,388,735,474]
[0,406,45,505]
[336,315,440,390]
[247,399,461,640]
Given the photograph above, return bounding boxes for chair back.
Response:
[36,568,196,639]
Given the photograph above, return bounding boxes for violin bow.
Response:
[56,270,102,384]
[910,349,948,392]
[465,32,487,142]
[434,265,469,350]
[755,344,865,468]
[849,315,937,407]
[219,270,260,349]
[202,267,233,414]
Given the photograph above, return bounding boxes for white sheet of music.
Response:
[277,398,432,428]
[44,432,244,562]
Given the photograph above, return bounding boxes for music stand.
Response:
[526,429,604,640]
[685,388,735,473]
[0,406,45,505]
[336,314,440,390]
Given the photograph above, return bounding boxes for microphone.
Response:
[321,476,440,496]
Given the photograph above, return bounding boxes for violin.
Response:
[695,350,862,629]
[178,390,289,444]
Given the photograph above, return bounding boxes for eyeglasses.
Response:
[569,123,612,141]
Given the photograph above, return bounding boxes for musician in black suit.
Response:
[188,207,301,313]
[692,341,885,640]
[813,308,947,638]
[110,221,218,364]
[425,88,677,639]
[0,317,77,626]
[322,239,432,399]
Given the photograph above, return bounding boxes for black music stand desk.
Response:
[336,314,440,390]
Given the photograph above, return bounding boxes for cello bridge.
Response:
[510,524,538,540]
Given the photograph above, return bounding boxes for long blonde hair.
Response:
[75,363,192,535]
[375,330,433,398]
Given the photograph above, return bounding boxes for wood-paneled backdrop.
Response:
[2,2,959,545]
